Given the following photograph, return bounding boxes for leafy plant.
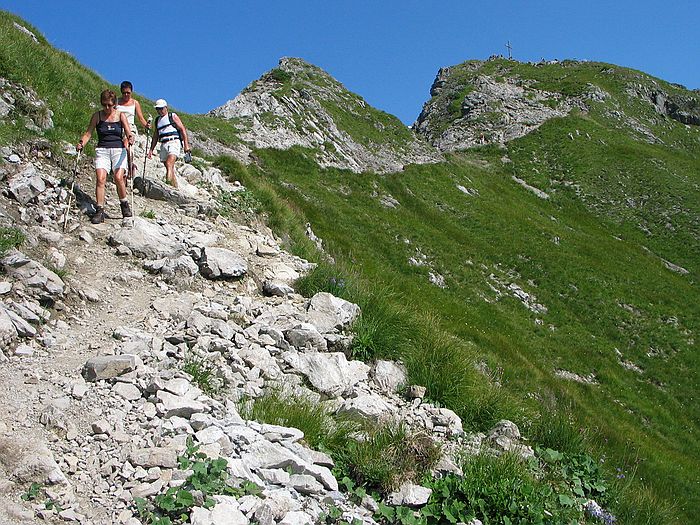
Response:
[136,437,260,524]
[140,209,156,219]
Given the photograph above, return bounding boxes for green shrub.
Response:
[139,209,156,219]
[417,453,582,525]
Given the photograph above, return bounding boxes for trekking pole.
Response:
[143,116,153,180]
[127,142,135,215]
[62,149,82,232]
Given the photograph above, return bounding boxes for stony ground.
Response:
[0,139,529,525]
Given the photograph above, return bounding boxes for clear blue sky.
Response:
[3,1,698,124]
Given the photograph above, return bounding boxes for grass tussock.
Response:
[0,227,25,256]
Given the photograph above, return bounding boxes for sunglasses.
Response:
[121,90,132,95]
[102,103,115,108]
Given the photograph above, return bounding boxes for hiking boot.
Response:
[91,207,105,224]
[120,200,132,218]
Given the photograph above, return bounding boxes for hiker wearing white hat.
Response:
[147,99,190,188]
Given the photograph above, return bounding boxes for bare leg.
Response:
[95,169,108,206]
[114,169,128,200]
[164,154,178,188]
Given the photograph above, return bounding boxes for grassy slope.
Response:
[244,75,699,519]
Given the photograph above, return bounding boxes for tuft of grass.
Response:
[182,356,225,396]
[527,398,588,454]
[0,226,25,256]
[239,390,356,451]
[139,209,156,219]
[336,422,441,494]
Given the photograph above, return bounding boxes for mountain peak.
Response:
[209,58,441,173]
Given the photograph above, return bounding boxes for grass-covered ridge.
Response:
[216,120,698,520]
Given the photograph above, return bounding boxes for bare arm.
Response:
[120,111,133,146]
[172,114,190,151]
[134,100,149,130]
[77,111,99,150]
[148,120,159,157]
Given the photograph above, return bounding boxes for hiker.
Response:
[147,99,191,189]
[116,80,150,178]
[76,89,134,224]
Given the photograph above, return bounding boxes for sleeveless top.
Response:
[156,113,180,142]
[96,113,124,148]
[115,103,136,128]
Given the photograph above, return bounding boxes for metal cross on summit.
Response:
[506,41,513,59]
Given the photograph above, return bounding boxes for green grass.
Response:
[0,226,25,256]
[215,131,698,520]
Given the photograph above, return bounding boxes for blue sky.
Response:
[3,1,698,124]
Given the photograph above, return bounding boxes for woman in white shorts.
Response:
[77,89,134,224]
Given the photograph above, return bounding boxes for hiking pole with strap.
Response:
[62,149,82,232]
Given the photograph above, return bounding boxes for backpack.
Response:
[156,112,182,143]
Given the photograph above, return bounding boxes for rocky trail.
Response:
[0,138,531,525]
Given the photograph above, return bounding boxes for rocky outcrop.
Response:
[0,77,54,133]
[209,57,441,173]
[413,61,587,151]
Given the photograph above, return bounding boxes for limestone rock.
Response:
[198,247,248,279]
[82,354,139,381]
[306,292,360,333]
[372,360,407,393]
[108,218,185,259]
[386,482,432,507]
[1,249,64,299]
[281,350,369,397]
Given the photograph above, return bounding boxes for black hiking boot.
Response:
[91,206,105,224]
[120,200,132,218]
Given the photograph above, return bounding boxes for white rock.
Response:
[306,292,360,333]
[282,351,369,397]
[387,482,432,507]
[338,394,394,422]
[198,247,248,279]
[157,390,207,418]
[113,382,142,401]
[372,360,407,393]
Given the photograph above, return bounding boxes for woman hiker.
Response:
[76,89,134,224]
[116,80,150,178]
[147,98,190,189]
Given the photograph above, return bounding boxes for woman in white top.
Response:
[116,80,150,178]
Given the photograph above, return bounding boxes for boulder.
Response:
[306,292,360,333]
[281,350,369,397]
[386,482,432,507]
[338,394,394,422]
[198,247,248,279]
[284,323,327,352]
[108,218,184,259]
[82,354,139,381]
[1,249,64,299]
[372,360,407,393]
[8,164,45,204]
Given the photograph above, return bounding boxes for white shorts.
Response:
[95,147,127,172]
[159,140,181,162]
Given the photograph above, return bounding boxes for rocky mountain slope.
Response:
[2,9,699,524]
[209,58,441,173]
[413,57,700,152]
[1,135,532,524]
